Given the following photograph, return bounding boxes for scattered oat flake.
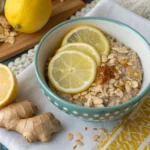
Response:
[99,128,107,135]
[93,135,99,141]
[76,140,84,146]
[73,145,77,149]
[85,127,88,131]
[76,133,83,140]
[0,15,19,44]
[9,31,18,37]
[5,36,15,44]
[0,15,11,28]
[112,47,129,53]
[93,128,98,130]
[68,133,73,141]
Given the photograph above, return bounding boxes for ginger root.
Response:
[0,100,61,143]
[0,100,37,129]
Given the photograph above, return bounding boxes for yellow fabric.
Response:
[98,96,150,150]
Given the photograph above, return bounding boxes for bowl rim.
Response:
[34,16,150,111]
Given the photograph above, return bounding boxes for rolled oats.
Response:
[109,79,116,84]
[114,73,120,80]
[103,99,109,104]
[94,104,104,108]
[90,92,97,96]
[119,80,124,86]
[109,91,116,97]
[0,34,4,41]
[76,140,84,146]
[73,94,80,100]
[112,47,129,53]
[108,58,116,65]
[127,61,133,66]
[126,66,134,75]
[5,36,15,44]
[114,80,119,87]
[0,15,18,44]
[125,82,132,93]
[131,81,138,88]
[99,128,107,135]
[50,35,143,107]
[108,54,115,59]
[102,55,108,63]
[10,31,18,37]
[115,88,124,98]
[0,15,11,28]
[76,133,83,140]
[84,97,93,107]
[93,135,99,141]
[68,133,73,141]
[108,87,115,92]
[90,85,102,93]
[80,91,88,96]
[92,97,103,105]
[115,66,120,70]
[84,93,91,99]
[0,25,3,33]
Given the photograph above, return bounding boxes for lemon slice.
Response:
[57,43,101,66]
[48,50,96,94]
[0,64,18,108]
[62,25,110,56]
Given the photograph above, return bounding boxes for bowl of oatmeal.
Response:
[34,17,150,121]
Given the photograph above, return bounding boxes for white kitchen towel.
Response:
[0,0,150,150]
[86,0,150,42]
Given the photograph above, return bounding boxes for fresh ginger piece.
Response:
[0,100,61,143]
[0,100,37,129]
[16,113,61,142]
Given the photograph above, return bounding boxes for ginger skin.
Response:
[0,100,61,143]
[16,113,60,142]
[0,100,37,129]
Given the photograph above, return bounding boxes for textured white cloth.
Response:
[1,0,150,150]
[116,0,150,20]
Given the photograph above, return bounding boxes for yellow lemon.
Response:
[0,64,18,108]
[56,43,101,66]
[62,25,110,56]
[5,0,52,33]
[48,50,96,94]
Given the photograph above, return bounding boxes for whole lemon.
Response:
[5,0,52,33]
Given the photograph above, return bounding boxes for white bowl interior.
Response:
[37,18,150,95]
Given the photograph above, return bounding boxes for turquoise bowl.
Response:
[34,17,150,122]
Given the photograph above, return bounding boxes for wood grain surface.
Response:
[0,0,85,62]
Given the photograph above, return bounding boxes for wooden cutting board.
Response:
[0,0,85,62]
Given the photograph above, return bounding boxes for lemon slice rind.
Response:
[0,64,18,108]
[57,43,101,66]
[62,25,110,56]
[48,50,96,94]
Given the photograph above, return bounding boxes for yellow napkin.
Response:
[98,95,150,150]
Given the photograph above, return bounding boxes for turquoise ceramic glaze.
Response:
[34,17,150,122]
[0,144,7,150]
